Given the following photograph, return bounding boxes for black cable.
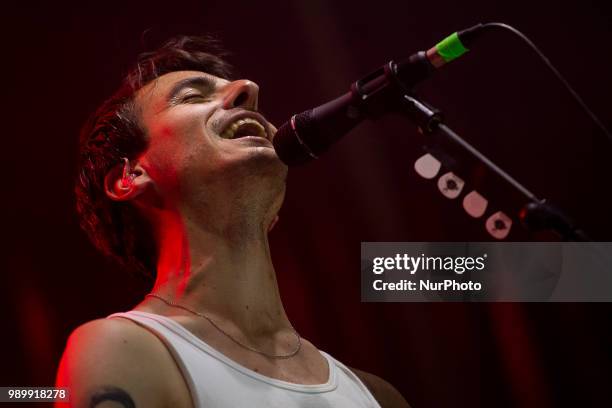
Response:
[481,22,612,144]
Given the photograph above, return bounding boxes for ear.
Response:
[267,215,279,233]
[104,159,152,202]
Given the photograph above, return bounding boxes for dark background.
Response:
[2,0,611,407]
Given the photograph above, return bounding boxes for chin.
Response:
[244,147,288,177]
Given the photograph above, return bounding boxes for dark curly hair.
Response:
[75,35,234,277]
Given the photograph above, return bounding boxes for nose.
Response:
[222,79,259,111]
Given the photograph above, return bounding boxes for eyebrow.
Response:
[166,75,217,102]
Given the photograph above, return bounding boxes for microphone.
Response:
[273,24,485,165]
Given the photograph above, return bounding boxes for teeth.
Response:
[221,117,267,139]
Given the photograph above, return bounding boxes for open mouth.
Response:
[220,117,268,139]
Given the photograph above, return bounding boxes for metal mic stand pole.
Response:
[398,92,591,241]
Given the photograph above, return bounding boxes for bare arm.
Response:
[55,318,190,408]
[351,367,412,408]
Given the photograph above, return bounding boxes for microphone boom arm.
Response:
[395,87,590,241]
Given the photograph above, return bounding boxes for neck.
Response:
[147,207,290,336]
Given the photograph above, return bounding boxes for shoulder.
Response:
[63,316,154,348]
[350,367,412,408]
[58,317,162,375]
[56,317,190,408]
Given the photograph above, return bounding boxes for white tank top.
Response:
[108,311,381,408]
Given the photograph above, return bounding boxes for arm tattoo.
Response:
[89,386,136,408]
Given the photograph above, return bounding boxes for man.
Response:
[56,36,409,408]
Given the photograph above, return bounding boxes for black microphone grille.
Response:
[272,110,316,166]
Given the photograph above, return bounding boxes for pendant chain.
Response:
[145,293,302,359]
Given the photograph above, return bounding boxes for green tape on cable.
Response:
[435,32,468,62]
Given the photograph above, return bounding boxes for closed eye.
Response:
[181,93,207,102]
[166,76,218,107]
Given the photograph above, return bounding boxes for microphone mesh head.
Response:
[272,110,315,166]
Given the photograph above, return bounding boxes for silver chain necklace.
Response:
[145,293,302,359]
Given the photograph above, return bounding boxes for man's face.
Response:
[133,70,287,210]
